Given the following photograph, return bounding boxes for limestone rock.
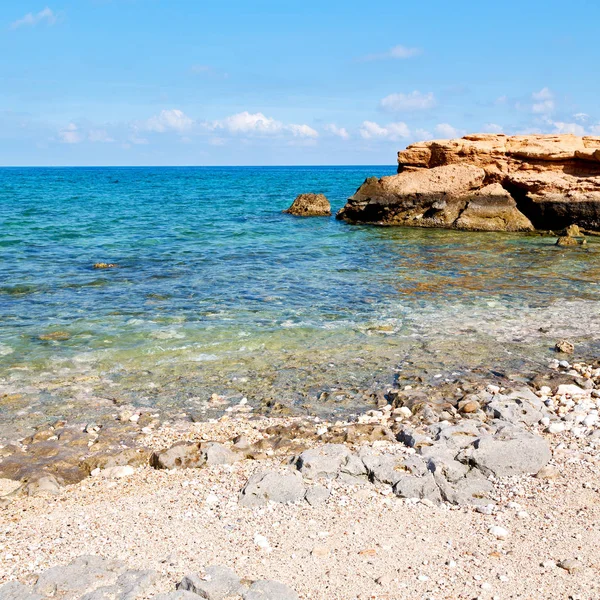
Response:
[150,442,238,470]
[284,193,331,217]
[295,444,352,479]
[338,134,600,232]
[459,426,551,477]
[0,581,43,600]
[151,593,200,600]
[176,567,244,600]
[304,484,331,506]
[242,580,299,600]
[239,470,306,507]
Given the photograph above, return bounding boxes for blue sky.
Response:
[1,0,598,166]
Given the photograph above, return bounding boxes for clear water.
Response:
[2,167,600,436]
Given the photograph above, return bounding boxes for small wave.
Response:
[190,353,219,362]
[0,344,14,356]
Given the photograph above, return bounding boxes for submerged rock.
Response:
[284,193,331,216]
[338,134,600,232]
[555,339,575,354]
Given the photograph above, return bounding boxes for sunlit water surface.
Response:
[1,167,600,437]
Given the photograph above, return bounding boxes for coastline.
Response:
[2,356,600,599]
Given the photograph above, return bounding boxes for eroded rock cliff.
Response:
[338,134,600,232]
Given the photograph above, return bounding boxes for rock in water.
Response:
[284,193,331,216]
[555,340,575,354]
[338,134,600,232]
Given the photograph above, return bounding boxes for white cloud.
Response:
[589,124,600,135]
[380,91,436,112]
[11,7,56,29]
[88,129,114,143]
[324,124,350,140]
[213,111,283,135]
[360,120,411,141]
[483,123,504,133]
[210,111,317,138]
[288,124,318,138]
[435,123,465,138]
[550,121,586,135]
[414,128,432,141]
[145,109,194,133]
[573,113,589,123]
[531,87,554,115]
[58,123,81,144]
[495,95,508,105]
[361,44,422,61]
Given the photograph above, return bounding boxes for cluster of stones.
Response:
[0,556,298,600]
[537,359,600,436]
[4,357,600,510]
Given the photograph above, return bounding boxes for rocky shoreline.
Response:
[2,355,600,598]
[338,134,600,233]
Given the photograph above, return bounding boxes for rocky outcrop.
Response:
[338,134,600,232]
[284,193,331,216]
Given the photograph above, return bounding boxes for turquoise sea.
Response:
[1,166,600,437]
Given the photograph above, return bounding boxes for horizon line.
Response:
[0,163,396,169]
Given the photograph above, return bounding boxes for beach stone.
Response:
[459,426,551,477]
[80,570,156,600]
[203,443,239,466]
[295,444,352,479]
[429,421,482,450]
[150,443,205,470]
[555,340,575,354]
[305,484,331,506]
[177,566,244,599]
[283,193,331,217]
[484,395,545,426]
[150,442,237,471]
[421,447,470,483]
[0,581,43,600]
[360,451,406,486]
[101,465,135,479]
[340,453,368,478]
[239,470,306,507]
[393,473,441,502]
[33,556,131,598]
[434,470,494,506]
[151,593,200,600]
[19,474,63,497]
[242,580,299,600]
[558,558,583,573]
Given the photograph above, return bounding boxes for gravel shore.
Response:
[2,359,600,599]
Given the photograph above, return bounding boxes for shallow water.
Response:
[1,166,600,436]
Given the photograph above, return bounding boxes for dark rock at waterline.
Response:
[284,193,331,216]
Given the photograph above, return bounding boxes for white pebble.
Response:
[489,526,509,540]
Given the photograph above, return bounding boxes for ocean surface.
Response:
[2,166,600,437]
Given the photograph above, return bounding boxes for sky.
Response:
[1,0,599,166]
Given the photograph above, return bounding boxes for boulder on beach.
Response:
[338,134,600,232]
[284,193,331,216]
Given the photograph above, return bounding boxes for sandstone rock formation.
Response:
[338,134,600,232]
[284,193,331,216]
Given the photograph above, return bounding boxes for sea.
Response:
[1,166,600,438]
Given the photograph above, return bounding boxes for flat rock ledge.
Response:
[337,134,600,232]
[284,193,331,217]
[0,557,299,600]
